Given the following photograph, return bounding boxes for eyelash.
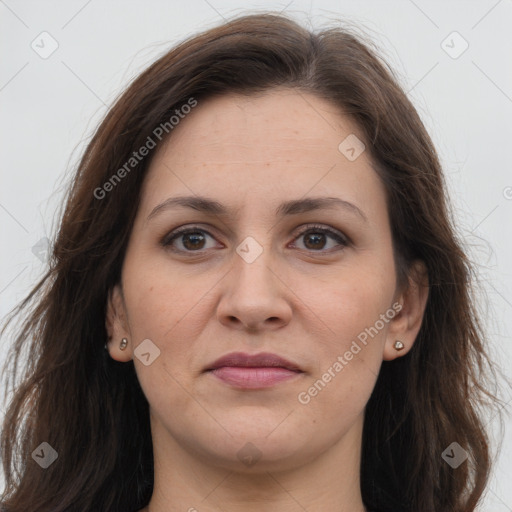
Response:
[161,224,349,254]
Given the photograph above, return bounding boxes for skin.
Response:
[106,89,428,512]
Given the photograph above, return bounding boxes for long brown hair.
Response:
[0,12,501,512]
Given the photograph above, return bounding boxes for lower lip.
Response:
[209,366,302,389]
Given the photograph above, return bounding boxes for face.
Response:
[107,89,427,473]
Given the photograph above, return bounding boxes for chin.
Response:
[188,423,314,472]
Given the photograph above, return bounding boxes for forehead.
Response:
[139,89,386,222]
[160,89,361,160]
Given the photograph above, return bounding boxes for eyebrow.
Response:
[146,195,368,223]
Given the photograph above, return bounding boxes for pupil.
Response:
[305,233,325,250]
[183,233,205,250]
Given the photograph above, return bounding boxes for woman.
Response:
[0,12,500,512]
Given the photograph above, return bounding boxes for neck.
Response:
[143,414,366,512]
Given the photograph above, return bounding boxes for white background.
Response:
[1,0,511,510]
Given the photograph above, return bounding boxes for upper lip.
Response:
[205,352,303,372]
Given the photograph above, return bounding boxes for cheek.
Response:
[296,258,396,402]
[307,266,395,342]
[123,262,208,418]
[121,251,204,338]
[295,277,392,424]
[121,253,217,401]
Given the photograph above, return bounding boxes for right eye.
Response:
[161,226,222,253]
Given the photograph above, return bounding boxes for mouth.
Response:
[204,352,304,389]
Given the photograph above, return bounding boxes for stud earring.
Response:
[394,340,405,351]
[119,338,128,350]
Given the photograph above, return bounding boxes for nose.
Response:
[216,248,292,332]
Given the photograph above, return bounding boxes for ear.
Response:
[383,260,429,361]
[105,284,133,362]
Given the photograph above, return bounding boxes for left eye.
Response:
[291,227,348,251]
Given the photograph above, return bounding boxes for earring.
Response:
[394,340,405,351]
[119,338,128,350]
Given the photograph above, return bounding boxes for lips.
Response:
[205,352,304,389]
[205,352,302,372]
